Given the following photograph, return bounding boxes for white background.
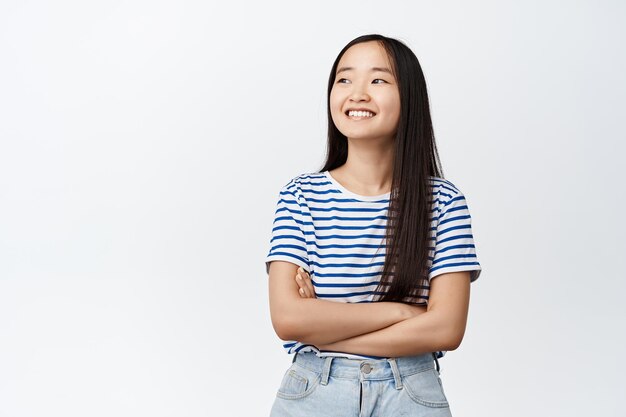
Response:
[1,1,624,416]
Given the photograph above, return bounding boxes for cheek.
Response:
[329,92,343,120]
[382,95,401,121]
[329,89,339,107]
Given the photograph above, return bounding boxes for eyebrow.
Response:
[336,66,393,75]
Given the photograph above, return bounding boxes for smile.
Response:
[345,110,375,120]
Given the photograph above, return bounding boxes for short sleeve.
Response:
[265,182,310,275]
[428,183,482,282]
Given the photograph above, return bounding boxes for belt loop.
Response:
[320,356,334,386]
[386,358,403,390]
[432,352,441,374]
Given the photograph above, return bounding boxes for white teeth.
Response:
[348,110,374,118]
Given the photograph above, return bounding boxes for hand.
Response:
[295,267,316,298]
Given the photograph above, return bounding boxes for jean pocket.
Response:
[401,367,450,408]
[276,363,322,400]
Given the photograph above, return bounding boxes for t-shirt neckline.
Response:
[323,170,391,201]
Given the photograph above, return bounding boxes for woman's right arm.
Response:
[268,261,426,345]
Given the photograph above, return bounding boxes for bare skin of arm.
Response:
[268,261,426,346]
[295,269,471,357]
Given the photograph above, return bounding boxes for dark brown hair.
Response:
[319,34,445,304]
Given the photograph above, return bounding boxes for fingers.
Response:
[296,270,310,298]
[300,268,315,298]
[295,267,315,298]
[296,273,308,297]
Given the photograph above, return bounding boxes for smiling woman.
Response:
[265,33,482,417]
[330,42,401,144]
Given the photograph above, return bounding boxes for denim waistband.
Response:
[292,351,440,388]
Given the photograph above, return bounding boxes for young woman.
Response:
[265,34,482,417]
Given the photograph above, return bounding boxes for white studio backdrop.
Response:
[1,1,624,416]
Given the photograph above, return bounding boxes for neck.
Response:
[333,136,395,195]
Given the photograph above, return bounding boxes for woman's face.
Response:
[330,41,401,143]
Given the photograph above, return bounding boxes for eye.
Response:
[336,78,388,84]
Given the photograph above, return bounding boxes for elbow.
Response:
[272,317,293,341]
[425,312,466,352]
[272,315,303,341]
[270,298,302,340]
[441,328,465,351]
[270,299,313,342]
[442,337,462,352]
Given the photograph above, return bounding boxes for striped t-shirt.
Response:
[265,170,482,360]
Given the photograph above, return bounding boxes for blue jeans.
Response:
[270,351,453,416]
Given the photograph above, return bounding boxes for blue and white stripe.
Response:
[265,170,482,360]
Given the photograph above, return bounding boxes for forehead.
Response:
[337,41,393,71]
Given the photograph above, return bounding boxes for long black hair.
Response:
[319,34,445,304]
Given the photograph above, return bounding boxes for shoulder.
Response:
[280,171,325,195]
[427,176,468,211]
[428,175,462,195]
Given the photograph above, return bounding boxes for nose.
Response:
[349,83,370,102]
[350,93,369,102]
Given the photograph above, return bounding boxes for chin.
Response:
[342,133,377,141]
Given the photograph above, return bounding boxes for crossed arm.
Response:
[268,261,471,358]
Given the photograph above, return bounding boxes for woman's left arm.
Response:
[311,271,472,357]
